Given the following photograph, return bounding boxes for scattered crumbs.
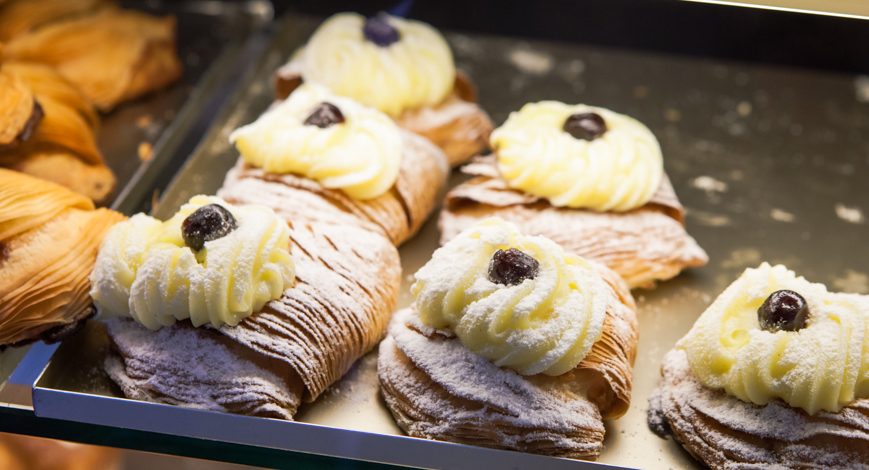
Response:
[135,114,154,129]
[688,210,731,227]
[832,270,869,294]
[834,203,865,224]
[770,208,795,223]
[633,85,649,99]
[507,48,553,75]
[137,141,153,162]
[663,108,681,123]
[736,101,752,117]
[691,175,728,193]
[721,248,761,269]
[855,75,869,103]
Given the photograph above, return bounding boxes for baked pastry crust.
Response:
[0,168,123,346]
[439,156,708,288]
[105,219,400,418]
[275,54,493,168]
[220,129,449,246]
[651,349,869,469]
[378,262,638,459]
[0,0,110,41]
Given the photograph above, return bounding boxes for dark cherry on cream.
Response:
[363,13,400,47]
[182,204,238,251]
[563,112,607,141]
[488,248,540,286]
[304,102,345,128]
[757,289,809,332]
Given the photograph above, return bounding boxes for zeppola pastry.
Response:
[273,12,493,167]
[649,263,869,468]
[225,83,449,246]
[0,168,122,347]
[378,218,638,459]
[440,101,708,288]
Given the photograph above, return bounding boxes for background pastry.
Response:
[273,12,493,167]
[649,263,868,468]
[378,218,638,459]
[0,168,122,347]
[225,83,449,246]
[440,101,708,288]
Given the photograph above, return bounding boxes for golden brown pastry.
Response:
[0,62,114,202]
[378,218,638,459]
[0,0,111,41]
[3,7,182,111]
[0,434,120,470]
[649,263,869,468]
[0,168,123,347]
[273,12,493,167]
[440,102,707,288]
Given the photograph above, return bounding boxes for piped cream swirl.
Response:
[230,84,402,200]
[412,218,609,376]
[302,12,455,116]
[90,196,294,330]
[492,101,663,212]
[678,263,869,414]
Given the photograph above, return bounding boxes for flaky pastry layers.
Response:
[275,55,493,168]
[105,219,400,419]
[220,130,449,247]
[440,156,708,288]
[650,349,869,469]
[378,262,638,460]
[0,169,123,346]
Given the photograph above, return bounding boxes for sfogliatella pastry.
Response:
[378,218,638,459]
[273,12,493,167]
[440,101,708,288]
[99,195,400,419]
[649,263,868,468]
[2,6,182,111]
[0,62,114,202]
[0,0,109,41]
[0,168,122,347]
[224,83,448,246]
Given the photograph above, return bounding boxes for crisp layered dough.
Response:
[379,261,637,460]
[440,156,708,288]
[105,219,400,418]
[0,169,123,346]
[0,0,110,41]
[275,54,493,168]
[652,349,869,469]
[2,8,182,111]
[220,129,449,246]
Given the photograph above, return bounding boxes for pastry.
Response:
[273,12,493,167]
[0,62,114,202]
[224,83,448,246]
[0,168,123,347]
[378,218,638,459]
[649,263,869,468]
[97,195,400,419]
[2,7,182,111]
[0,0,110,41]
[0,434,120,470]
[440,101,708,288]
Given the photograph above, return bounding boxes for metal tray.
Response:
[31,12,869,470]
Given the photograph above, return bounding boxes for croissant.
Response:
[378,261,638,460]
[0,62,114,202]
[440,157,708,288]
[2,8,182,111]
[0,168,123,347]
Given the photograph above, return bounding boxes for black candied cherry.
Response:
[363,12,400,47]
[563,112,607,141]
[487,248,540,286]
[303,102,345,128]
[182,204,238,251]
[757,289,809,332]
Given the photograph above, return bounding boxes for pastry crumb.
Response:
[135,114,154,129]
[770,208,795,223]
[691,175,728,193]
[507,48,553,75]
[138,142,153,162]
[834,203,865,224]
[855,75,869,103]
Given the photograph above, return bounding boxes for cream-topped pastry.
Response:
[90,196,294,330]
[678,263,868,414]
[301,12,455,117]
[491,101,663,212]
[230,84,402,200]
[412,217,610,376]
